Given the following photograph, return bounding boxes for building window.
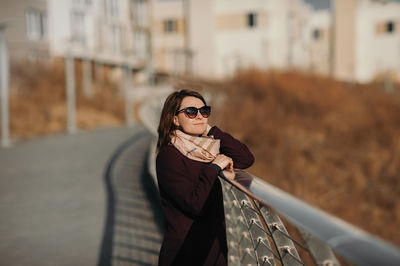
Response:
[71,11,86,45]
[134,0,145,26]
[247,13,257,28]
[376,20,397,35]
[26,8,46,40]
[73,0,91,7]
[312,29,320,40]
[386,21,395,33]
[164,19,177,34]
[135,31,147,58]
[106,0,119,17]
[111,25,121,54]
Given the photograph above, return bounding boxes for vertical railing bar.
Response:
[271,225,309,251]
[253,202,292,264]
[229,185,261,263]
[281,246,306,266]
[256,238,281,260]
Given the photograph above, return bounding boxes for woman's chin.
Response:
[184,129,205,136]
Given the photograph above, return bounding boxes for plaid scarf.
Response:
[171,130,220,162]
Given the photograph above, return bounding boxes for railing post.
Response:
[95,61,104,87]
[124,64,134,127]
[82,57,93,97]
[0,29,10,147]
[384,75,393,93]
[65,48,77,134]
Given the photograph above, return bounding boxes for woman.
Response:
[156,89,254,266]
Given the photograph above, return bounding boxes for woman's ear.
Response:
[173,116,180,127]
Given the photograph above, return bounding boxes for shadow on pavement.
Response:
[98,130,163,266]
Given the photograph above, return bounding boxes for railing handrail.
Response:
[220,169,400,266]
[139,89,400,266]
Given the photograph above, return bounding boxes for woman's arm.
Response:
[208,126,255,169]
[156,147,220,218]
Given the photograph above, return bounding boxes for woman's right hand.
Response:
[212,154,233,170]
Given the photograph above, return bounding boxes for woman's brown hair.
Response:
[157,89,207,152]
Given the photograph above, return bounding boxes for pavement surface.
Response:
[0,126,156,266]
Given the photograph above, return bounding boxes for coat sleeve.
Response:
[156,147,220,218]
[209,126,255,169]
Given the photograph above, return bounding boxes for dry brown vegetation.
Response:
[206,69,400,247]
[9,59,126,140]
[7,61,400,249]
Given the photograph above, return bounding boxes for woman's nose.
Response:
[195,111,203,119]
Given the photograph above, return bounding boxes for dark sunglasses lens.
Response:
[185,107,198,118]
[200,106,211,118]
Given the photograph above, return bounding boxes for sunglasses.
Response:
[176,106,211,119]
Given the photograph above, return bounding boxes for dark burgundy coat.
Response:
[156,126,254,266]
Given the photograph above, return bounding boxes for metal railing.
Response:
[139,91,400,266]
[219,169,400,266]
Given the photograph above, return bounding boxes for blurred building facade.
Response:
[334,0,400,83]
[0,0,49,60]
[307,9,332,76]
[48,0,151,67]
[152,0,316,78]
[151,0,188,75]
[0,0,399,83]
[1,0,151,79]
[152,0,400,83]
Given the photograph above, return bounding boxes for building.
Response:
[152,0,315,79]
[151,0,187,75]
[355,0,400,83]
[0,0,152,80]
[307,9,332,76]
[1,0,399,83]
[0,0,49,60]
[153,0,400,83]
[334,0,400,83]
[48,0,151,67]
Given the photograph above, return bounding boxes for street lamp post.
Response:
[82,54,93,97]
[0,24,10,147]
[124,63,134,127]
[65,46,77,134]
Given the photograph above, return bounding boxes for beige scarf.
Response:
[171,130,220,162]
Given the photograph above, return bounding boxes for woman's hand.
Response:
[212,154,233,170]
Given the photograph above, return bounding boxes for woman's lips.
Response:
[194,123,204,126]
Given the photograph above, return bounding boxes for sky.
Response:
[303,0,331,10]
[157,0,400,10]
[303,0,400,10]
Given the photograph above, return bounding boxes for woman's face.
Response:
[174,96,208,136]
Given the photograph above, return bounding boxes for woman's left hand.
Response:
[212,154,233,170]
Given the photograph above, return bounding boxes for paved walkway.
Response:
[0,126,161,266]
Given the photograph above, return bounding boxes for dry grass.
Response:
[207,69,400,247]
[8,59,126,140]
